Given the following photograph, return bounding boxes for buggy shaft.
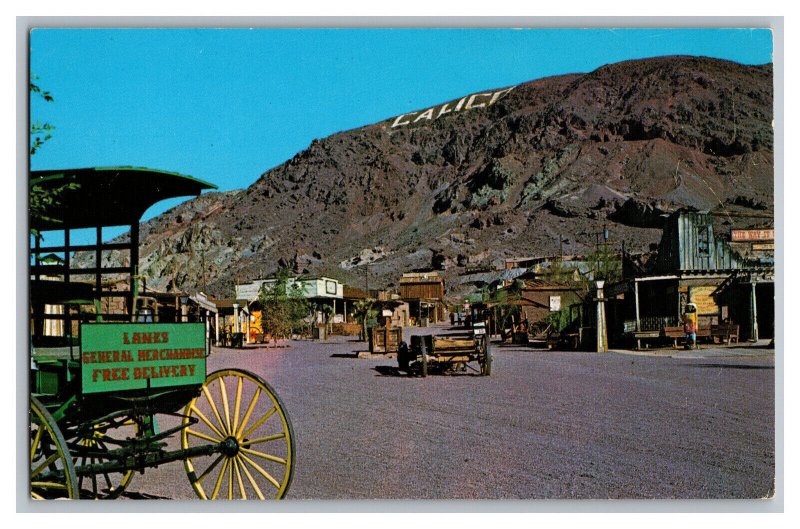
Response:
[72,442,225,477]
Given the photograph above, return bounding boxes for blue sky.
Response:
[30,28,773,226]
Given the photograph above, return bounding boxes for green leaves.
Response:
[29,181,79,239]
[353,299,377,342]
[256,269,310,342]
[30,75,56,155]
[30,76,55,102]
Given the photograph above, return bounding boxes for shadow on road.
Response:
[686,363,774,370]
[117,491,173,500]
[373,365,408,377]
[493,342,546,349]
[330,353,358,359]
[372,365,486,378]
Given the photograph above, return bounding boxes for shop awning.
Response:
[30,166,217,231]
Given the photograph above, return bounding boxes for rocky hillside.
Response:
[111,56,774,299]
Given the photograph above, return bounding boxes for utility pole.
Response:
[201,248,207,293]
[365,263,370,298]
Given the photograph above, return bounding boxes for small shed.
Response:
[399,271,446,325]
[518,280,585,328]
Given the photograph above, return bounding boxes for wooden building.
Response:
[399,271,445,325]
[518,280,585,328]
[611,210,774,343]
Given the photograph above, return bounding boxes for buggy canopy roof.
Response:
[30,166,217,231]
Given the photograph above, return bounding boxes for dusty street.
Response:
[122,324,775,500]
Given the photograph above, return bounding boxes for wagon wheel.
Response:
[420,343,428,378]
[181,369,294,499]
[480,350,492,376]
[67,418,142,499]
[30,397,79,500]
[397,341,410,372]
[479,337,492,377]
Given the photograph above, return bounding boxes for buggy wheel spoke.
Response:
[193,454,226,485]
[235,387,262,438]
[186,427,221,444]
[232,376,243,436]
[239,452,281,490]
[202,384,229,436]
[31,481,68,490]
[31,452,60,478]
[233,457,247,499]
[210,457,229,500]
[238,456,265,500]
[240,446,287,465]
[190,403,226,439]
[241,406,277,440]
[101,470,115,494]
[30,426,43,463]
[219,377,233,435]
[227,456,235,500]
[243,433,285,446]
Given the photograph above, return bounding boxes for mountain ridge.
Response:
[99,55,773,299]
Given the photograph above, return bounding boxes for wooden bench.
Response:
[632,330,661,350]
[711,323,739,344]
[663,325,717,348]
[663,326,684,349]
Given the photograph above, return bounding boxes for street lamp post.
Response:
[596,280,608,353]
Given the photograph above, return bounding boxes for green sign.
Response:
[80,323,206,394]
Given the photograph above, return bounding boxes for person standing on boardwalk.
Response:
[682,303,698,349]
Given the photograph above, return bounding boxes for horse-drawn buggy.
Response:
[29,167,294,500]
[397,321,492,377]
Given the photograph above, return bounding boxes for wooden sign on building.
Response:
[731,229,774,242]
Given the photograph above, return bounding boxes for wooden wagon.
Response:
[29,168,294,500]
[397,322,491,377]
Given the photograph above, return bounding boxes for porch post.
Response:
[751,282,759,341]
[245,309,250,343]
[633,280,641,332]
[596,281,608,352]
[205,310,211,350]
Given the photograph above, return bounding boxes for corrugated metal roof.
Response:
[459,267,528,286]
[399,271,444,283]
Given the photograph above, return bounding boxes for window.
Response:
[697,225,710,256]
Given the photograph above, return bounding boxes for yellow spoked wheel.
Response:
[181,369,294,500]
[69,418,140,499]
[30,397,78,500]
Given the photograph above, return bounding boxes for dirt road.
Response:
[124,324,774,500]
